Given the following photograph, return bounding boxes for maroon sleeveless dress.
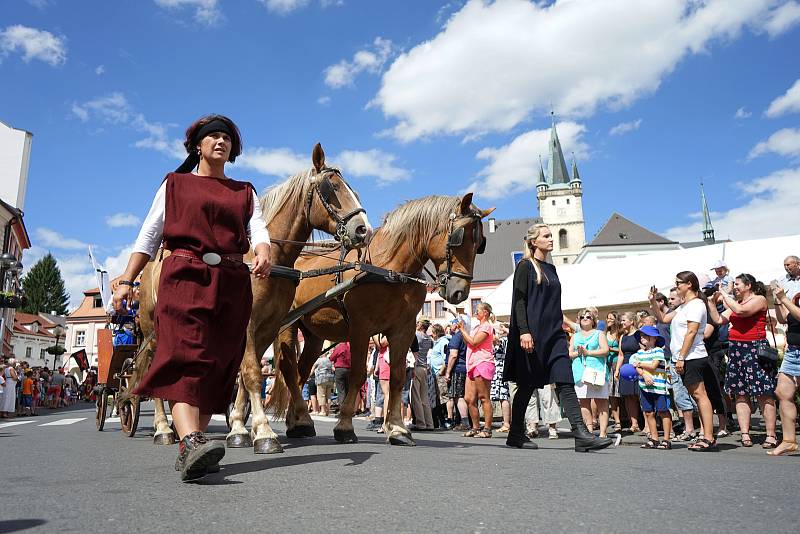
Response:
[135,172,254,414]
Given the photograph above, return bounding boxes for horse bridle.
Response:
[436,211,486,289]
[305,168,366,246]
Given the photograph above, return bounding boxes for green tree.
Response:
[20,253,69,315]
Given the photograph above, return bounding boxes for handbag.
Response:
[756,318,779,364]
[581,358,607,386]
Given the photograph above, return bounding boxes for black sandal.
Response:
[657,440,672,450]
[740,433,753,447]
[762,435,778,449]
[640,438,659,449]
[688,437,718,452]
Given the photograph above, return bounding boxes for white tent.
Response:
[484,234,800,315]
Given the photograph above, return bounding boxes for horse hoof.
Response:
[153,433,176,445]
[388,433,416,447]
[333,428,358,444]
[254,437,284,454]
[286,425,316,438]
[226,433,253,448]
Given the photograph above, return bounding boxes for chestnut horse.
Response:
[266,193,493,446]
[133,144,372,451]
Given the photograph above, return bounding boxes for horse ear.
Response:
[459,193,474,214]
[312,143,325,173]
[480,207,496,219]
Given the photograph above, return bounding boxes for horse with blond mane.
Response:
[259,193,492,445]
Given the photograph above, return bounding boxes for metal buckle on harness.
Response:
[201,252,222,266]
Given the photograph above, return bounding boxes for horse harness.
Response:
[434,210,486,288]
[305,168,366,246]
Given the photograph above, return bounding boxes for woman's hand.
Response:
[676,359,685,375]
[614,368,620,380]
[520,333,534,353]
[772,283,786,302]
[251,245,272,279]
[112,283,132,314]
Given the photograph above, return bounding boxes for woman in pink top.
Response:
[457,302,495,438]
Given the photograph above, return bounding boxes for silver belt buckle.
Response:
[201,252,222,266]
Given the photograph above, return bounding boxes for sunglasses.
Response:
[674,280,687,286]
[579,315,593,320]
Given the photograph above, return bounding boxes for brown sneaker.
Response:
[175,432,225,482]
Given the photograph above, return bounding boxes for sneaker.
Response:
[175,432,225,482]
[548,427,558,440]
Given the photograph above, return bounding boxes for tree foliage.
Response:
[20,253,69,315]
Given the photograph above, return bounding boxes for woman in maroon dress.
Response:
[112,115,272,481]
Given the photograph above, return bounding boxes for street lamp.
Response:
[52,324,65,371]
[0,252,17,293]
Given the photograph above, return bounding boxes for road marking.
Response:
[0,420,36,429]
[39,418,87,426]
[211,415,226,422]
[106,417,121,423]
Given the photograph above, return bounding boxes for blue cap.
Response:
[634,325,665,347]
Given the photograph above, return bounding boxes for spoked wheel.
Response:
[225,395,251,431]
[95,391,108,431]
[119,396,141,437]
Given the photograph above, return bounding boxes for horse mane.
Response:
[259,168,316,224]
[379,195,462,254]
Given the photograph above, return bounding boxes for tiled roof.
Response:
[587,212,676,247]
[473,217,542,283]
[14,311,57,329]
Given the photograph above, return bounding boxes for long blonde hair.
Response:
[523,223,550,285]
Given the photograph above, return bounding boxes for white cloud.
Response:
[334,149,409,185]
[763,0,800,37]
[665,167,800,241]
[734,106,752,119]
[317,95,331,106]
[748,127,800,160]
[0,25,66,66]
[609,118,642,136]
[466,121,589,199]
[765,79,800,118]
[105,213,141,228]
[260,0,309,15]
[324,37,393,89]
[34,228,91,251]
[153,0,221,24]
[235,147,309,177]
[95,64,105,75]
[373,0,792,142]
[71,92,185,159]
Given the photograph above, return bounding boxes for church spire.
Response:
[701,182,715,245]
[571,153,581,182]
[548,113,570,185]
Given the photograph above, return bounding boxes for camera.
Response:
[702,285,716,298]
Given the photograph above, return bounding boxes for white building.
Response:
[64,285,108,373]
[11,312,65,368]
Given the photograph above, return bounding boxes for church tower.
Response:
[536,118,587,264]
[701,182,715,245]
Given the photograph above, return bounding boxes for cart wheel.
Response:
[119,396,140,436]
[95,392,108,431]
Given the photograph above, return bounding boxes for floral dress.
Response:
[490,337,510,401]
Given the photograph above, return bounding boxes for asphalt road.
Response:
[2,401,798,534]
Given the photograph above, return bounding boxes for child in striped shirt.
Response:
[631,325,672,450]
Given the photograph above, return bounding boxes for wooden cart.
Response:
[95,329,140,435]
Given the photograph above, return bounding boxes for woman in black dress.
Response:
[615,311,642,432]
[504,223,613,452]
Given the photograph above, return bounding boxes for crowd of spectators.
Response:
[0,362,87,418]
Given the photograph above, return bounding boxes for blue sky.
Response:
[2,0,800,308]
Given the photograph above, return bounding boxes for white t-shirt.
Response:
[670,298,708,361]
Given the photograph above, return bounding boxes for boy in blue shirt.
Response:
[630,325,672,449]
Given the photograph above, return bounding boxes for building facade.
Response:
[10,312,65,369]
[64,286,108,372]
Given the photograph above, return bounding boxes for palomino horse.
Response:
[267,193,493,446]
[133,144,372,451]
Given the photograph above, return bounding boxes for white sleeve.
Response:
[686,299,707,323]
[132,182,166,259]
[248,190,271,252]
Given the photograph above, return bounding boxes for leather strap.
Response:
[171,248,244,265]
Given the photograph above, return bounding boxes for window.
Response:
[566,198,570,205]
[26,347,32,358]
[30,323,39,333]
[551,200,556,206]
[563,258,569,264]
[40,349,46,360]
[434,301,445,318]
[76,330,86,347]
[471,298,481,317]
[559,229,568,250]
[93,296,103,308]
[421,301,431,318]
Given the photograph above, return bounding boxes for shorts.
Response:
[301,383,310,401]
[307,377,317,396]
[467,361,495,382]
[375,377,385,408]
[47,386,61,399]
[574,381,609,399]
[21,395,33,408]
[316,382,334,405]
[780,345,800,377]
[682,357,712,387]
[448,372,467,400]
[436,375,449,404]
[639,390,670,413]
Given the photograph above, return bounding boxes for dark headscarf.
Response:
[175,119,235,174]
